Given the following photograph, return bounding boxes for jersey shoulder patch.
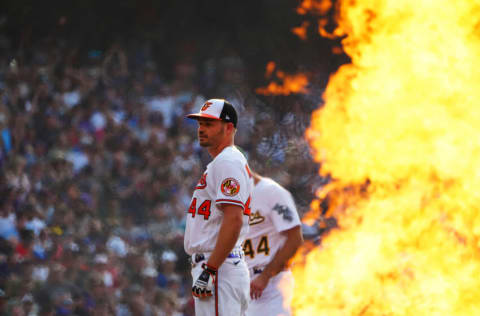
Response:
[272,203,294,222]
[220,178,240,196]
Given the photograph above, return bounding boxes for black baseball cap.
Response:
[186,99,238,128]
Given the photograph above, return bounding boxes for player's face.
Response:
[197,118,226,147]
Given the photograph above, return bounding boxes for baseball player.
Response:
[184,99,254,316]
[244,171,303,316]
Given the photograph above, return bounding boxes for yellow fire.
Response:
[293,0,480,315]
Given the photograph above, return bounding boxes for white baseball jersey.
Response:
[184,145,253,255]
[244,177,301,316]
[243,177,301,269]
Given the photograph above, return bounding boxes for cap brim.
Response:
[186,113,222,120]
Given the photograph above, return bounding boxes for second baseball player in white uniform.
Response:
[244,172,303,316]
[184,99,254,316]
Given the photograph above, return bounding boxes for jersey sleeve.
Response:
[269,186,301,232]
[212,159,250,210]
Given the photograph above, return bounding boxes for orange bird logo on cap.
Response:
[201,101,212,111]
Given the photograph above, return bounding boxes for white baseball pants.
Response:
[191,256,250,316]
[245,270,294,316]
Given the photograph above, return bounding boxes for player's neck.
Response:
[208,140,234,158]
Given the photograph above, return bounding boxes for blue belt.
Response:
[227,251,243,259]
[190,251,243,265]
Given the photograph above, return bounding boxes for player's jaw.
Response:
[198,134,211,147]
[197,130,213,147]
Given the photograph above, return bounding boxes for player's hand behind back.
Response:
[250,274,269,300]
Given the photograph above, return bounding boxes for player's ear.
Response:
[225,122,235,132]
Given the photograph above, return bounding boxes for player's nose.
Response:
[198,125,206,134]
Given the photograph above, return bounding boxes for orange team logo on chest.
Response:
[201,101,212,111]
[221,178,240,196]
[196,173,207,189]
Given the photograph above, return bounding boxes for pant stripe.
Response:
[215,271,219,316]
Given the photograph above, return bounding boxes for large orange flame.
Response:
[293,0,480,315]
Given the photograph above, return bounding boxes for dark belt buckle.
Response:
[195,254,205,263]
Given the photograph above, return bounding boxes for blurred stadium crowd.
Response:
[0,31,325,315]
